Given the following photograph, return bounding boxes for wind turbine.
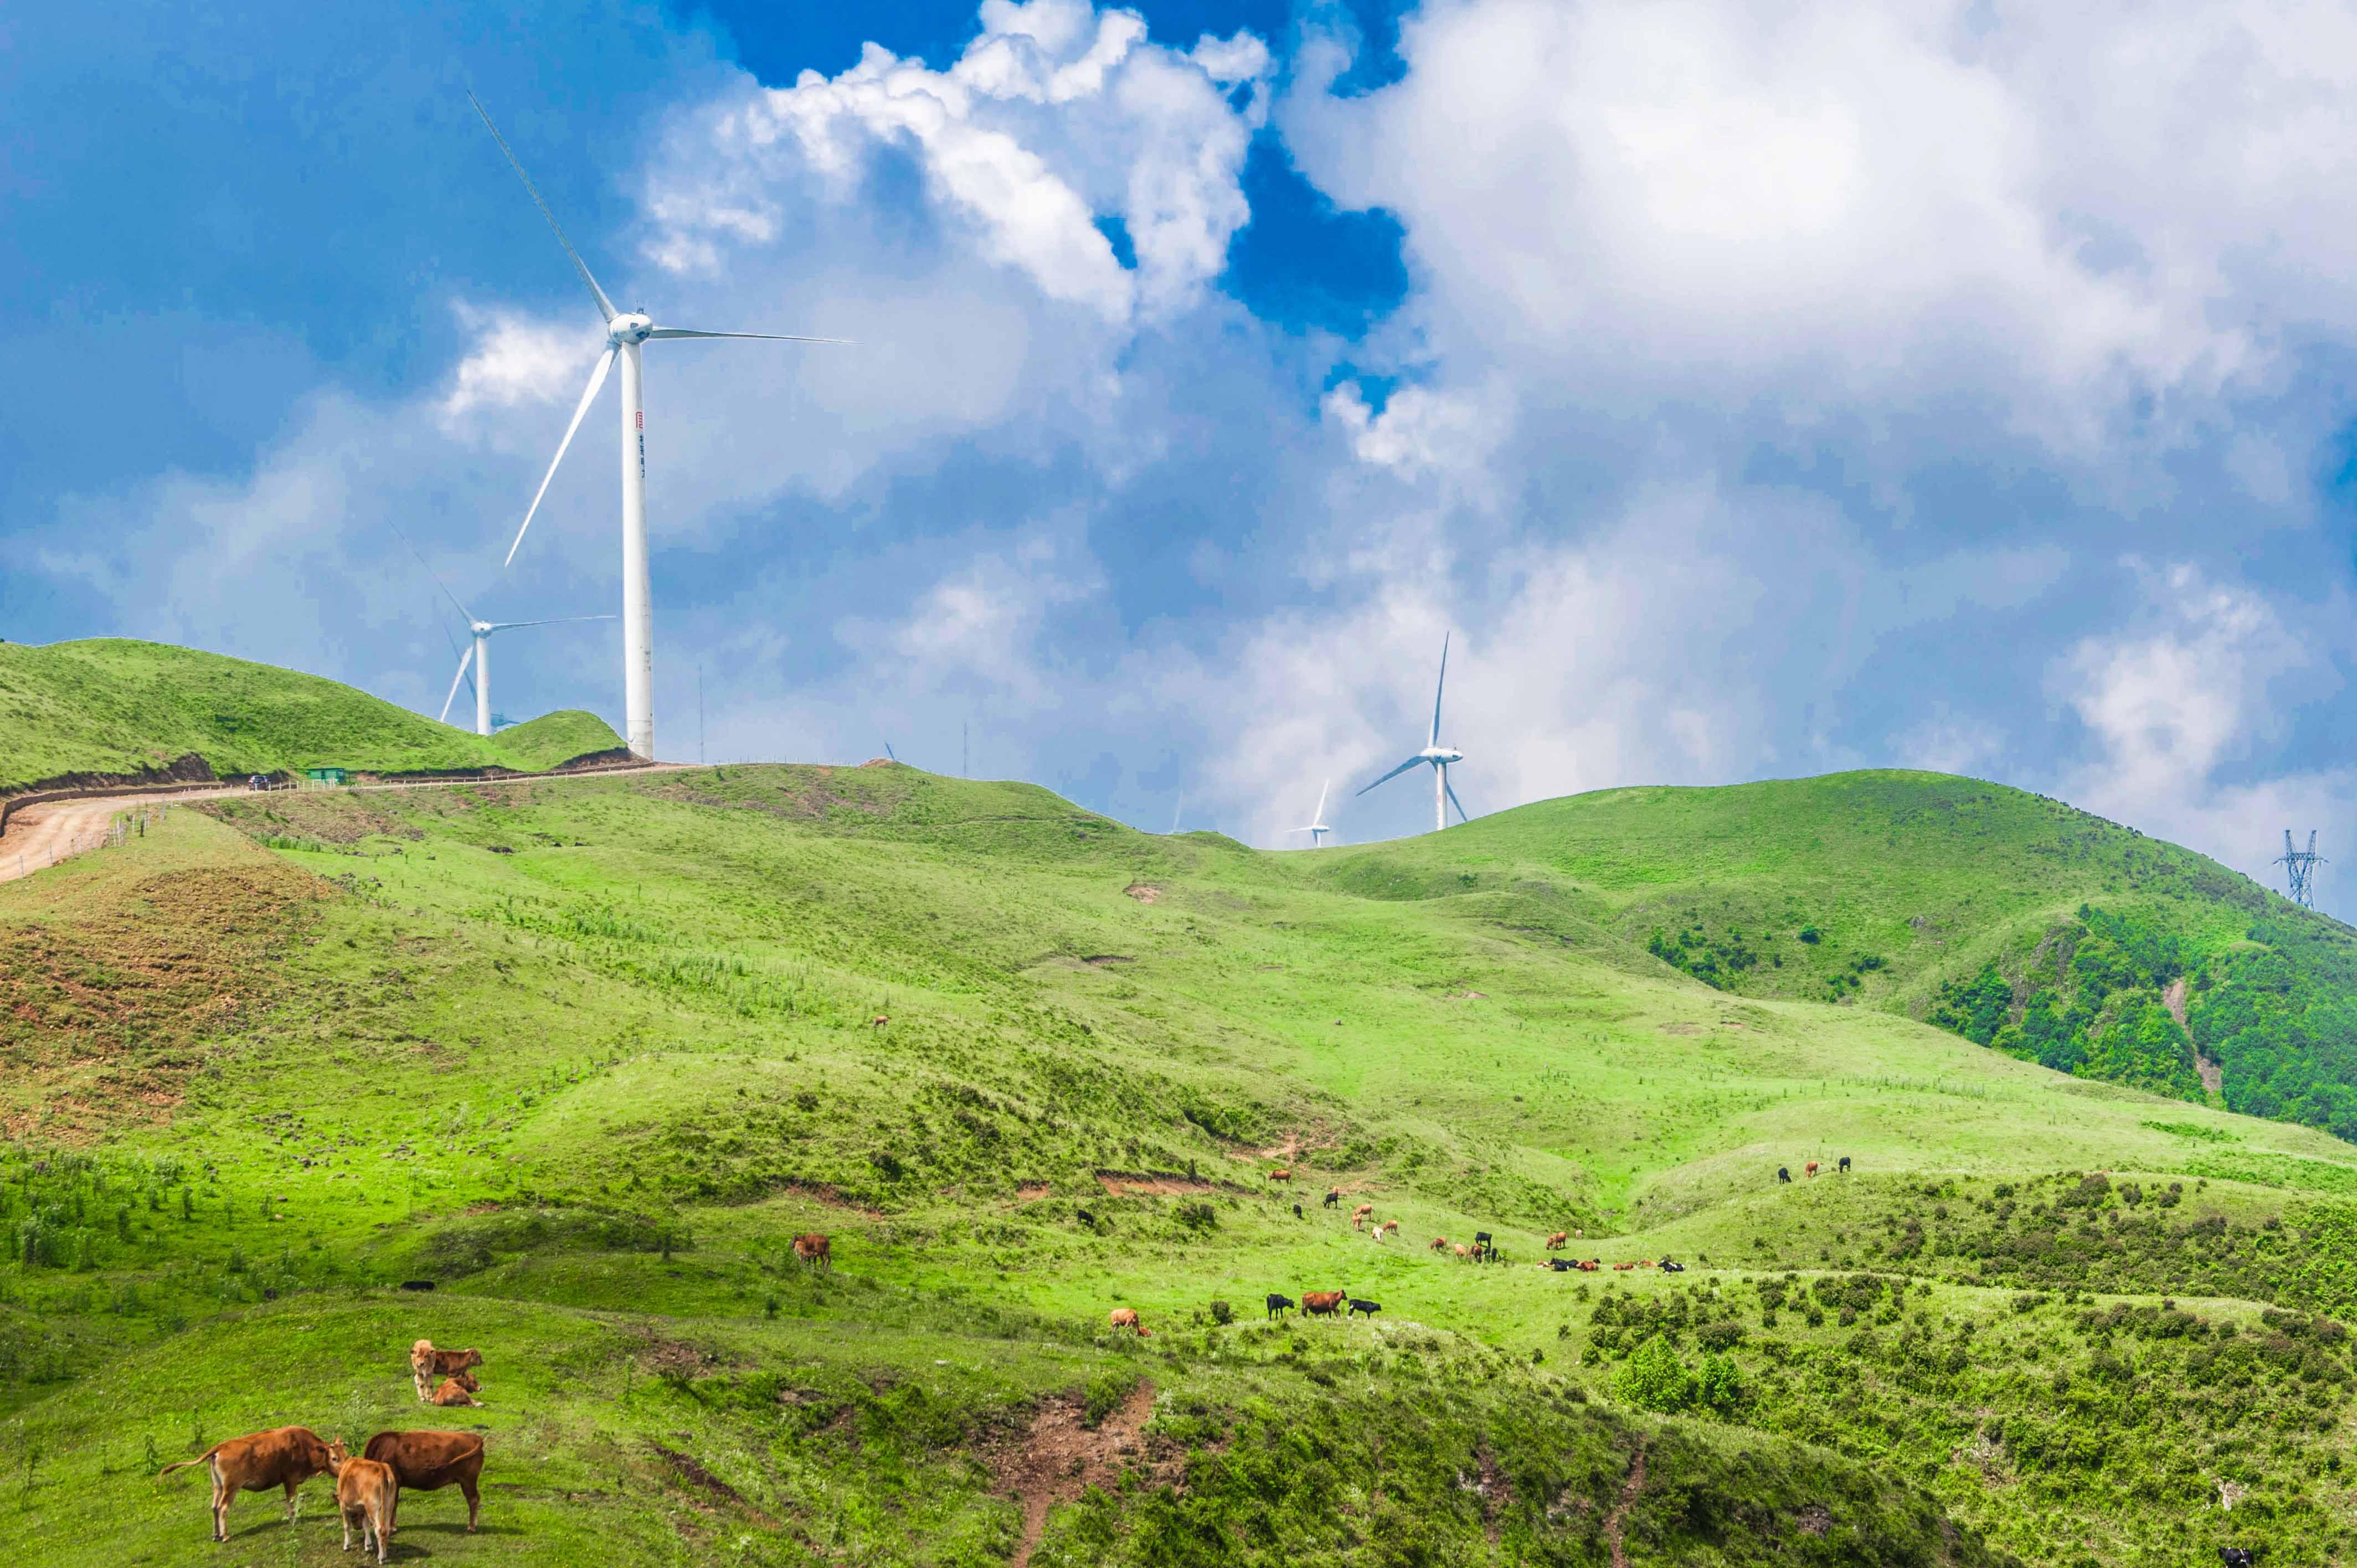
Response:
[1356,633,1469,833]
[438,607,616,737]
[470,92,846,760]
[1286,780,1333,848]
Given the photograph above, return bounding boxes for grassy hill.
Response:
[0,638,625,790]
[6,764,2357,1566]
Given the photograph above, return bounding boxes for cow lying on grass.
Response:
[158,1425,336,1543]
[366,1430,488,1534]
[410,1339,483,1402]
[428,1369,486,1407]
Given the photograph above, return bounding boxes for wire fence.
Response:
[5,803,171,883]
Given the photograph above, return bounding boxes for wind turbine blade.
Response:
[389,521,475,625]
[1445,772,1471,824]
[438,644,476,725]
[646,328,851,344]
[1313,778,1330,826]
[505,345,615,566]
[481,614,619,632]
[468,91,616,323]
[884,742,898,762]
[1431,631,1450,747]
[1356,756,1427,796]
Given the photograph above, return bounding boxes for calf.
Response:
[1777,1166,1790,1184]
[410,1340,483,1403]
[1265,1293,1295,1321]
[1454,1244,1469,1261]
[428,1370,486,1407]
[1293,1203,1304,1219]
[158,1425,336,1543]
[1546,1231,1569,1250]
[1838,1156,1851,1173]
[1347,1297,1382,1319]
[325,1445,398,1566]
[1301,1290,1347,1319]
[1805,1160,1819,1178]
[1109,1308,1149,1336]
[792,1233,832,1271]
[363,1430,486,1533]
[1322,1189,1340,1209]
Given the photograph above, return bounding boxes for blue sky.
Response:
[9,0,2357,912]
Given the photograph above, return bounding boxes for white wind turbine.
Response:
[438,606,616,737]
[470,92,846,760]
[1356,633,1470,833]
[1286,779,1334,848]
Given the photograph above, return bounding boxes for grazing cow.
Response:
[1430,1236,1449,1252]
[428,1370,485,1407]
[1546,1231,1569,1250]
[1301,1290,1348,1319]
[871,1015,889,1028]
[792,1233,832,1272]
[1269,1168,1292,1182]
[1454,1244,1469,1260]
[325,1445,398,1566]
[1323,1189,1341,1209]
[1660,1259,1686,1273]
[409,1340,483,1403]
[1838,1156,1851,1173]
[1109,1308,1149,1336]
[1265,1293,1295,1321]
[1352,1203,1375,1221]
[363,1430,486,1534]
[158,1425,336,1543]
[1777,1167,1791,1184]
[1348,1297,1382,1319]
[2221,1551,2257,1568]
[1380,1219,1399,1236]
[1805,1160,1820,1178]
[1293,1203,1304,1219]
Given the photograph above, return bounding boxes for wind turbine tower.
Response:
[439,609,615,737]
[1287,780,1333,848]
[2277,829,2325,909]
[470,94,844,760]
[1357,634,1469,833]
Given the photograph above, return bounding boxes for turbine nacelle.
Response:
[607,312,656,345]
[1420,746,1463,765]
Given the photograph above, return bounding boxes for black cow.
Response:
[1660,1259,1686,1273]
[1322,1189,1340,1209]
[1838,1156,1851,1173]
[1348,1298,1382,1319]
[2221,1551,2256,1568]
[1777,1167,1791,1184]
[1546,1258,1578,1272]
[1293,1203,1304,1219]
[1265,1293,1295,1321]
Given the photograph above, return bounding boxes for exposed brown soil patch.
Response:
[1123,883,1162,904]
[988,1381,1171,1568]
[651,1444,779,1526]
[1016,1183,1052,1201]
[779,1180,884,1216]
[2165,977,2225,1096]
[1093,1168,1245,1196]
[1796,1502,1832,1536]
[1603,1445,1648,1568]
[0,860,328,1138]
[1080,954,1134,966]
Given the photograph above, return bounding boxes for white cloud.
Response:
[439,305,602,423]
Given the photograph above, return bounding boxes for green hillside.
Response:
[0,638,625,790]
[7,764,2357,1567]
[1325,771,2357,1135]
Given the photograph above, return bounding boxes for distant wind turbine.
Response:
[1170,792,1186,835]
[396,523,613,736]
[1287,780,1333,848]
[1357,633,1469,833]
[469,92,847,760]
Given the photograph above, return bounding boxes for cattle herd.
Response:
[156,1335,488,1559]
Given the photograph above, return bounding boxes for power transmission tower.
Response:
[2277,829,2325,908]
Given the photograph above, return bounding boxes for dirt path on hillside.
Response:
[2164,976,2224,1097]
[0,764,687,888]
[992,1381,1166,1568]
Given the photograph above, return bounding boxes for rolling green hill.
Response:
[7,762,2357,1567]
[0,638,625,790]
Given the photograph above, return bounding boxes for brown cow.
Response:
[1269,1168,1291,1182]
[324,1443,398,1565]
[1546,1231,1569,1250]
[1351,1203,1374,1220]
[428,1370,485,1407]
[871,1015,889,1028]
[1300,1290,1347,1318]
[1574,1258,1600,1271]
[1380,1219,1399,1235]
[158,1425,336,1543]
[1612,1261,1638,1271]
[1108,1308,1149,1337]
[364,1430,487,1533]
[792,1233,832,1271]
[409,1339,483,1402]
[1806,1160,1820,1178]
[1429,1236,1449,1252]
[1454,1244,1469,1260]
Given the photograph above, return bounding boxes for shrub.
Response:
[1612,1336,1694,1413]
[1799,926,1821,944]
[1695,1353,1747,1415]
[1208,1298,1234,1325]
[1176,1202,1218,1233]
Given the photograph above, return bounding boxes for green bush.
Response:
[1612,1335,1694,1412]
[1208,1298,1233,1325]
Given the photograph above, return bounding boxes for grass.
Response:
[8,760,2357,1564]
[0,638,624,789]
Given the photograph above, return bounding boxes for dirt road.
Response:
[0,761,678,887]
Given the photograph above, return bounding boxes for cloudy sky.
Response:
[9,0,2357,909]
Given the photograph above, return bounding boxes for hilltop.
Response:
[0,638,625,791]
[6,761,2357,1566]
